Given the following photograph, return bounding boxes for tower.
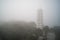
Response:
[37,9,43,29]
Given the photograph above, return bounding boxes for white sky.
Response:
[0,0,60,27]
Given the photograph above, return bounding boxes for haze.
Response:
[0,0,60,27]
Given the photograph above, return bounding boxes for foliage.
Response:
[53,26,60,40]
[0,21,43,40]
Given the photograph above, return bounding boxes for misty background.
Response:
[0,0,60,27]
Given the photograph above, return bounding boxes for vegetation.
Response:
[0,21,43,40]
[53,26,60,40]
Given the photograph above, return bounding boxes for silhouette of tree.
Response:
[53,26,60,40]
[43,26,49,40]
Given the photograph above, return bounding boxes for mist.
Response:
[0,0,60,27]
[0,0,60,40]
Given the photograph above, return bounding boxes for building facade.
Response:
[37,9,43,29]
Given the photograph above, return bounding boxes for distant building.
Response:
[37,9,43,29]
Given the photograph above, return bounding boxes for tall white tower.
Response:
[37,9,43,29]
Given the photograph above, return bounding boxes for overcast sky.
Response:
[0,0,60,27]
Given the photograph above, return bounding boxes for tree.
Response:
[53,26,60,40]
[43,26,49,40]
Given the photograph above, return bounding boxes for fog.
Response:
[0,0,60,27]
[0,0,60,40]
